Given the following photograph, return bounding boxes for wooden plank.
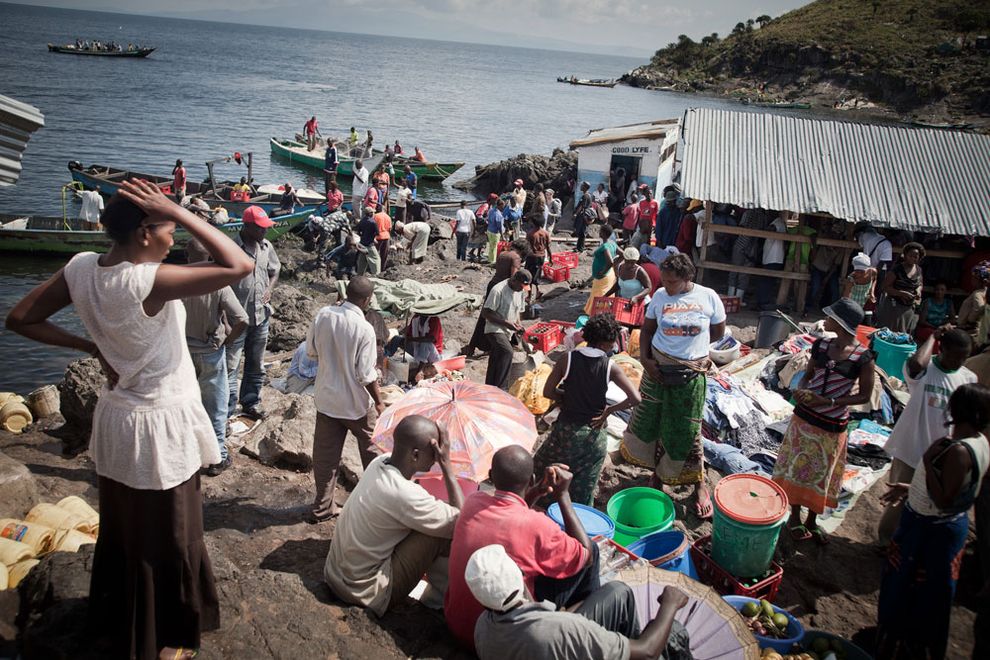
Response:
[697,260,811,281]
[697,202,713,285]
[704,224,965,258]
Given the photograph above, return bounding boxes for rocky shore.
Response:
[0,194,980,658]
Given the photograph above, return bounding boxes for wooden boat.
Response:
[270,137,464,181]
[747,100,811,109]
[904,120,974,131]
[47,44,155,57]
[0,208,314,255]
[68,162,323,217]
[557,77,616,88]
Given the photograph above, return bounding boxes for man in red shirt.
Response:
[303,115,320,151]
[373,204,392,270]
[637,187,658,233]
[444,445,600,651]
[621,193,640,243]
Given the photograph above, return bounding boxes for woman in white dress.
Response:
[6,179,253,659]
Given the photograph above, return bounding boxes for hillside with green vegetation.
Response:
[623,0,990,126]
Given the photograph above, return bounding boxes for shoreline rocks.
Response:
[456,149,577,198]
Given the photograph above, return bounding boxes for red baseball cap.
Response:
[242,205,275,228]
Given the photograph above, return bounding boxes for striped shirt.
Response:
[796,338,872,429]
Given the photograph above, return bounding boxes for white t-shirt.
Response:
[762,217,787,265]
[858,231,892,267]
[455,208,474,233]
[79,190,104,223]
[646,283,726,360]
[324,454,459,616]
[395,186,412,208]
[352,167,370,198]
[885,359,977,467]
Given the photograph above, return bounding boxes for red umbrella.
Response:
[372,381,537,482]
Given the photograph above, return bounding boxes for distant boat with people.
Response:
[270,137,465,181]
[557,76,617,88]
[47,43,155,58]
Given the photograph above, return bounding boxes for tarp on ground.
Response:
[335,277,481,316]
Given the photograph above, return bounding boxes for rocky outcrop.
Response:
[267,284,328,353]
[17,546,95,659]
[0,450,40,518]
[458,149,577,199]
[56,359,105,446]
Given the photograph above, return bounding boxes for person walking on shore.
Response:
[351,159,370,216]
[486,199,506,265]
[463,240,528,358]
[323,140,338,194]
[172,159,187,202]
[546,188,562,235]
[306,276,385,523]
[182,238,249,477]
[483,271,531,389]
[574,182,594,252]
[455,200,474,261]
[6,179,254,658]
[227,206,281,420]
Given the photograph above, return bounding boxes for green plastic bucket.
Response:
[606,487,675,547]
[872,335,916,379]
[711,474,789,578]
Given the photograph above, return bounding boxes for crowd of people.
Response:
[5,168,990,660]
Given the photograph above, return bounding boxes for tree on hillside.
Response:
[756,14,772,27]
[732,22,746,35]
[701,34,718,47]
[746,18,755,31]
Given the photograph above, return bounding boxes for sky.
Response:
[10,0,810,56]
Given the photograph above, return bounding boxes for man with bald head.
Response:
[444,445,600,650]
[306,276,386,523]
[324,415,463,616]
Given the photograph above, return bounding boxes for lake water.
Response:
[0,1,749,394]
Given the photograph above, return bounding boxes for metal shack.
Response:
[569,119,679,204]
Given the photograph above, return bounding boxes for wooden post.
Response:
[697,201,713,285]
[795,215,809,313]
[776,212,796,307]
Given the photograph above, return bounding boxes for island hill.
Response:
[622,0,990,130]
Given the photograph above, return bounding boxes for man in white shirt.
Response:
[878,328,975,543]
[351,159,370,218]
[393,182,412,224]
[78,189,104,229]
[306,276,385,523]
[854,221,893,288]
[455,200,475,261]
[483,271,530,389]
[324,414,464,616]
[757,214,787,310]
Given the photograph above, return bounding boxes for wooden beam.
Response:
[704,224,966,258]
[698,260,811,281]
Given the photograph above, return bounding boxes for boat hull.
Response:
[0,208,315,255]
[270,138,464,181]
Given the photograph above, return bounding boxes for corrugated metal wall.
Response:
[0,95,45,187]
[679,107,990,235]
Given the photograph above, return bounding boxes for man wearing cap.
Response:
[445,446,603,650]
[228,205,281,420]
[324,414,462,613]
[467,544,692,660]
[482,270,530,389]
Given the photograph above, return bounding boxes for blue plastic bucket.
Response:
[546,503,615,539]
[724,595,805,654]
[873,335,916,379]
[627,530,697,579]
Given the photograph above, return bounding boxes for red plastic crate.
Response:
[720,295,741,314]
[689,535,783,602]
[542,262,571,282]
[552,251,579,268]
[524,322,565,352]
[591,296,646,326]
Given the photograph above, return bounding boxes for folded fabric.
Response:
[334,278,480,315]
[703,439,770,477]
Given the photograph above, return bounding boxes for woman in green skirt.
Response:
[622,254,725,518]
[533,313,641,505]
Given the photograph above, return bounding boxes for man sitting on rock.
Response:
[444,445,601,650]
[466,544,692,660]
[324,415,464,616]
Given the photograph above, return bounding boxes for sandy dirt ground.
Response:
[0,228,980,658]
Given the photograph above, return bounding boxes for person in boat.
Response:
[348,127,360,156]
[172,159,187,203]
[323,141,338,194]
[232,177,252,198]
[364,130,374,158]
[394,140,403,156]
[413,146,427,163]
[384,143,394,162]
[325,179,344,214]
[403,164,418,199]
[275,183,301,217]
[303,116,321,152]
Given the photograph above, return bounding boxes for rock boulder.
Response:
[57,358,105,441]
[240,389,316,471]
[0,450,39,520]
[267,284,327,353]
[462,149,577,202]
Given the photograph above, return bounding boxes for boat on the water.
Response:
[903,120,974,131]
[47,44,155,58]
[270,137,464,181]
[742,99,811,109]
[0,208,315,255]
[68,162,323,217]
[556,76,617,88]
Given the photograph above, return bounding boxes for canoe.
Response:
[750,101,811,109]
[904,120,974,131]
[270,137,464,181]
[0,208,315,256]
[47,44,155,58]
[557,77,616,88]
[68,162,323,218]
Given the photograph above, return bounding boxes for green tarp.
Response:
[334,277,480,316]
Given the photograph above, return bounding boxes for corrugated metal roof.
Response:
[679,107,990,236]
[570,118,678,148]
[0,95,45,187]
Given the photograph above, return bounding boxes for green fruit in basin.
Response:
[771,613,790,630]
[741,601,761,618]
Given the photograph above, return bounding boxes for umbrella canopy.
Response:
[616,565,759,660]
[372,381,538,482]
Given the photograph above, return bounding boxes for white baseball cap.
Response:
[465,545,526,612]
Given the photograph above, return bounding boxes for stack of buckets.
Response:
[711,474,789,578]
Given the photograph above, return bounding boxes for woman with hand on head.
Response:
[5,179,253,659]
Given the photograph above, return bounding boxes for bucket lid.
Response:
[713,474,789,525]
[547,503,615,537]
